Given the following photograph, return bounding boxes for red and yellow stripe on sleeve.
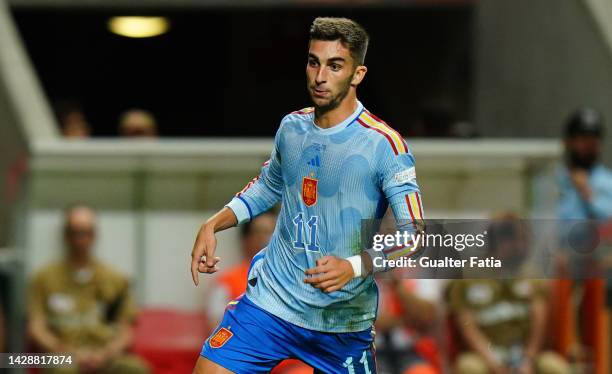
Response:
[356,111,409,155]
[406,191,424,221]
[383,192,424,261]
[235,159,270,196]
[384,239,421,261]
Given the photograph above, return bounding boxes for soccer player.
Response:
[190,17,424,374]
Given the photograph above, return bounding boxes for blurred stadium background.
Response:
[1,0,612,373]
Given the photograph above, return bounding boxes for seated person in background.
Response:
[206,211,276,327]
[55,101,91,139]
[375,273,443,374]
[28,204,150,373]
[448,214,568,374]
[118,109,158,138]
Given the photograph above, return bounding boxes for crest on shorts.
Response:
[210,327,233,348]
[302,177,318,207]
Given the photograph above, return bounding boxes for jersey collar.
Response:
[310,101,364,135]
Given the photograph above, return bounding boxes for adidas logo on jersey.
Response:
[307,155,321,167]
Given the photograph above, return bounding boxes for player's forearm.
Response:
[204,207,238,233]
[344,252,374,279]
[360,252,373,275]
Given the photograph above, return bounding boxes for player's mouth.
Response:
[312,87,329,97]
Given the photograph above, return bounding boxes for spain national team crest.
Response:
[209,327,233,348]
[302,177,318,207]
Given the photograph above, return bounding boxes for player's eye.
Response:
[308,59,319,67]
[330,64,342,71]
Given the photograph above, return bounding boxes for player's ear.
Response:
[351,65,367,86]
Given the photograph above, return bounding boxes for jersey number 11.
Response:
[292,213,320,252]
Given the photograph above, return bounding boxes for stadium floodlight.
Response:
[108,16,169,38]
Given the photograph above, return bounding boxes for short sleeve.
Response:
[114,280,137,324]
[28,272,47,319]
[98,266,138,324]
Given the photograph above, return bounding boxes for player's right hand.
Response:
[191,223,220,286]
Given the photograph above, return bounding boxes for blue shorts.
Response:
[201,295,377,373]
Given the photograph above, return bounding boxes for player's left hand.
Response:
[304,256,354,293]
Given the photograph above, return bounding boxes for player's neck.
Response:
[314,96,358,129]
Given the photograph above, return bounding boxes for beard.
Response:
[567,151,598,170]
[308,75,353,114]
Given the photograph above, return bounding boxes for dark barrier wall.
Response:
[12,5,473,138]
[475,0,612,143]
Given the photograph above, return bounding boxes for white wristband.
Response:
[346,255,362,278]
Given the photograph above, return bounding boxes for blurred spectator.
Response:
[559,108,612,220]
[447,214,568,374]
[119,109,158,138]
[28,204,150,373]
[55,101,91,138]
[554,109,612,373]
[534,107,612,374]
[207,211,276,327]
[375,274,443,374]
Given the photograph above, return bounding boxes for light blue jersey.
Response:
[225,101,423,333]
[558,164,612,220]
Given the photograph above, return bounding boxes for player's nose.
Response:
[315,67,327,84]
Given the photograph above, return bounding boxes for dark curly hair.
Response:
[309,17,369,66]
